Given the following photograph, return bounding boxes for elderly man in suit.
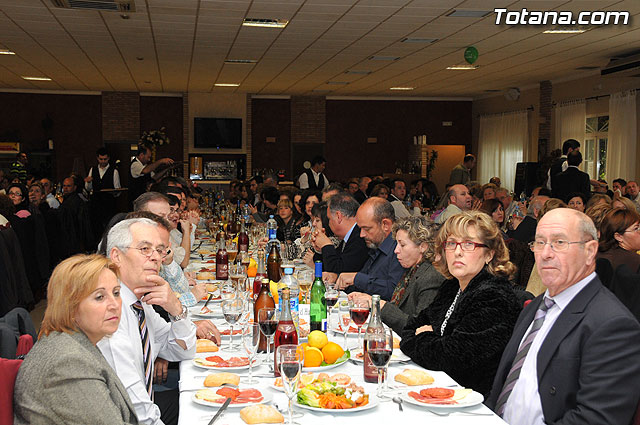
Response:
[486,208,640,424]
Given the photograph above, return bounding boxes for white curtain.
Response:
[608,90,637,181]
[478,110,528,191]
[554,99,586,150]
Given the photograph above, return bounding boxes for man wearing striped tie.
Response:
[99,218,196,425]
[486,208,640,424]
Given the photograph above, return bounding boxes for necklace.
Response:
[440,288,461,336]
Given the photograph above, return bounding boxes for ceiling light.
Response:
[446,65,478,70]
[446,10,492,18]
[543,28,586,34]
[0,49,15,55]
[22,76,52,81]
[242,18,288,28]
[369,55,400,61]
[484,89,501,92]
[390,86,415,90]
[345,70,372,75]
[225,59,257,64]
[401,38,438,43]
[576,66,598,70]
[214,83,240,87]
[326,81,349,85]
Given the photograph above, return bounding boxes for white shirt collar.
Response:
[544,271,596,311]
[343,222,357,243]
[119,280,141,307]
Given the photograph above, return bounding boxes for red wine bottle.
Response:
[364,295,382,383]
[215,235,228,280]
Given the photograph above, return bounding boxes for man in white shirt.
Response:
[85,147,121,236]
[40,177,60,209]
[98,218,196,425]
[626,180,640,212]
[435,184,473,224]
[298,155,329,190]
[487,208,640,425]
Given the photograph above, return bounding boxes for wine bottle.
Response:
[310,261,327,332]
[254,278,275,353]
[215,235,228,280]
[237,218,249,253]
[364,295,383,383]
[267,242,281,282]
[253,249,268,299]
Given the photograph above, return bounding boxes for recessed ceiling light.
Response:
[0,49,15,55]
[576,66,598,70]
[136,56,144,61]
[312,89,332,93]
[401,38,438,43]
[120,14,130,19]
[543,28,586,34]
[345,70,372,75]
[446,10,492,18]
[446,65,478,70]
[22,76,52,81]
[225,59,258,64]
[369,55,400,61]
[242,18,288,28]
[144,81,151,84]
[484,89,501,92]
[390,86,415,90]
[326,81,349,85]
[214,83,240,87]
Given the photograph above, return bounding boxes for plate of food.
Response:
[401,387,483,409]
[189,305,222,318]
[350,348,410,363]
[193,355,259,370]
[295,380,378,412]
[219,328,243,338]
[332,324,364,335]
[193,387,272,408]
[271,372,352,392]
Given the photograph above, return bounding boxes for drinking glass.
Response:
[258,308,277,364]
[324,285,339,332]
[222,299,243,350]
[349,299,370,348]
[277,344,304,425]
[296,270,313,304]
[229,264,247,298]
[242,323,260,384]
[338,300,351,350]
[227,241,238,263]
[221,281,236,301]
[365,328,394,398]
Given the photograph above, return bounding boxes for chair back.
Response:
[0,358,22,425]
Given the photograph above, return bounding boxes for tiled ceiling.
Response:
[0,0,638,97]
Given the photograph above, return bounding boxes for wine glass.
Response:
[338,301,351,350]
[242,323,260,384]
[365,328,394,398]
[229,264,247,298]
[222,299,243,350]
[227,241,238,264]
[349,299,370,349]
[296,270,313,304]
[324,286,339,332]
[258,308,277,365]
[277,344,304,425]
[221,281,236,301]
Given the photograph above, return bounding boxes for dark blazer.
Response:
[320,223,369,274]
[400,269,521,396]
[486,276,640,424]
[381,260,445,335]
[551,166,591,202]
[13,331,138,425]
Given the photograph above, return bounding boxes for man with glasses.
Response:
[39,177,60,209]
[487,208,640,425]
[98,218,196,425]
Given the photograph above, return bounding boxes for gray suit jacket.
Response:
[486,276,640,424]
[14,331,138,425]
[381,261,445,335]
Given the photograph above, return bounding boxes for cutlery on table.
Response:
[207,397,231,425]
[392,397,403,412]
[202,293,214,310]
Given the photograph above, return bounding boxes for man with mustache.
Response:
[487,208,640,424]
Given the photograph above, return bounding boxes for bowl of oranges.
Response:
[299,331,350,371]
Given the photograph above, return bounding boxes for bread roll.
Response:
[240,404,284,424]
[204,372,240,387]
[196,339,219,353]
[393,337,401,349]
[197,271,216,280]
[195,388,225,402]
[394,369,434,386]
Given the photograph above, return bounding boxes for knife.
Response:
[208,397,231,425]
[203,293,214,310]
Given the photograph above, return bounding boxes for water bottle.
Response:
[277,267,299,330]
[266,215,280,255]
[243,204,251,223]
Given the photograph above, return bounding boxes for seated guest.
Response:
[566,192,587,212]
[98,218,196,425]
[612,194,637,211]
[251,186,279,223]
[597,208,640,273]
[481,183,498,201]
[585,193,612,209]
[7,183,31,217]
[334,197,406,301]
[370,183,389,200]
[507,195,549,243]
[487,208,640,424]
[302,202,340,268]
[400,211,521,396]
[13,254,138,424]
[435,184,473,224]
[585,202,612,234]
[276,198,301,243]
[162,193,190,268]
[320,182,343,201]
[348,216,445,335]
[311,192,369,274]
[39,178,60,209]
[480,198,506,235]
[299,190,320,229]
[538,198,567,219]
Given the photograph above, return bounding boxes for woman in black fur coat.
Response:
[400,210,522,396]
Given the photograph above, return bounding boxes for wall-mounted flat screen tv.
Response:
[194,117,242,149]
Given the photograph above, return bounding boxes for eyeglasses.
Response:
[8,192,22,198]
[443,241,488,251]
[528,240,591,252]
[124,245,171,258]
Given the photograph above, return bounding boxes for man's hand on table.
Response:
[335,272,357,291]
[195,320,221,345]
[322,271,337,284]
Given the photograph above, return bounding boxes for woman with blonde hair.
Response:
[13,254,138,425]
[400,211,521,396]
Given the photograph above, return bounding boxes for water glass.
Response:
[242,323,260,384]
[222,299,243,350]
[277,344,304,425]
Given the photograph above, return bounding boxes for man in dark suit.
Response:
[551,151,591,202]
[311,192,369,274]
[546,138,580,190]
[487,208,640,424]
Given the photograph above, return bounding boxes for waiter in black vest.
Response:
[546,139,580,190]
[129,142,174,206]
[85,147,120,238]
[298,155,329,190]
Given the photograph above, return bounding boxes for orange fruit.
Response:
[247,266,257,277]
[304,347,324,368]
[308,331,328,350]
[321,342,345,365]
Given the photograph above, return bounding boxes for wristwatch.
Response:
[169,304,188,322]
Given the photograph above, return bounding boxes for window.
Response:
[585,115,608,180]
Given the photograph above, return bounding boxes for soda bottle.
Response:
[237,218,249,253]
[215,235,228,280]
[310,261,327,332]
[364,295,383,383]
[274,288,298,376]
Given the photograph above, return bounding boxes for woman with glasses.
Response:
[597,208,640,273]
[8,183,31,218]
[400,211,521,396]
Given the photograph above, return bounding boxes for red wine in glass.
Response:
[325,295,338,309]
[350,307,370,326]
[259,320,278,337]
[368,349,392,367]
